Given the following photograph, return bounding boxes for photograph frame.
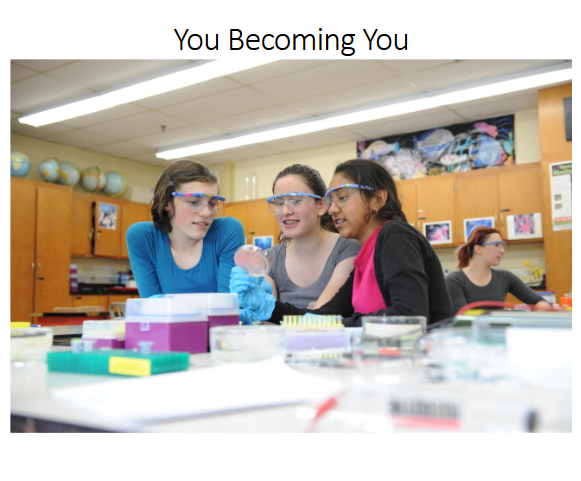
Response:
[98,202,118,230]
[463,216,495,242]
[253,235,273,250]
[423,220,453,245]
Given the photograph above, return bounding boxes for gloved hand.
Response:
[231,267,276,324]
[230,266,273,294]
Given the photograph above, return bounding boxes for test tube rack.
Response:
[47,349,190,377]
[282,315,344,330]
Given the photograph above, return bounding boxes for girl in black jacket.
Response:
[231,159,454,326]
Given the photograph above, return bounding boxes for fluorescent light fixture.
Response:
[18,59,278,127]
[157,62,572,160]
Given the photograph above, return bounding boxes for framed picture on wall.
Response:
[98,202,117,230]
[506,213,543,240]
[253,236,273,250]
[463,216,495,242]
[423,221,453,245]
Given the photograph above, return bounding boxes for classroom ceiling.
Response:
[10,59,571,167]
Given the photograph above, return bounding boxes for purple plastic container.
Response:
[125,317,209,354]
[85,338,125,349]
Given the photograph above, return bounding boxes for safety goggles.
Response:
[265,193,321,214]
[323,184,376,208]
[171,192,226,214]
[478,240,506,249]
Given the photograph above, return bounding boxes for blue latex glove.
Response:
[230,267,276,324]
[230,266,273,294]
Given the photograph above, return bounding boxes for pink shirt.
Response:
[352,224,388,313]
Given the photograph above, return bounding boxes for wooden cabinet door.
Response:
[456,170,499,243]
[94,200,121,257]
[10,181,37,322]
[34,187,72,312]
[247,200,279,245]
[497,164,542,238]
[415,175,457,243]
[71,294,109,311]
[396,180,417,230]
[223,203,250,243]
[120,201,150,258]
[71,193,94,256]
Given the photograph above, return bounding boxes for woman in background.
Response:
[446,226,551,313]
[231,159,454,326]
[265,164,360,308]
[127,159,245,297]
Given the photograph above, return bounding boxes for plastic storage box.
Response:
[125,294,240,354]
[82,320,126,349]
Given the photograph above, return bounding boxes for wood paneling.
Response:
[71,193,95,256]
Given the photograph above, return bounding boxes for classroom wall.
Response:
[11,133,164,204]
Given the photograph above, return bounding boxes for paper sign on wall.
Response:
[550,161,572,231]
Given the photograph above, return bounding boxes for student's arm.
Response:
[216,218,246,293]
[126,223,162,298]
[505,271,551,309]
[446,273,469,314]
[313,256,356,308]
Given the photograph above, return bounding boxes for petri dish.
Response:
[234,245,271,277]
[210,325,285,364]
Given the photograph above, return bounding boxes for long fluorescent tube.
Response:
[156,62,572,160]
[18,59,278,127]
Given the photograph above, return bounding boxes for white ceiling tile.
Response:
[290,76,421,116]
[450,93,539,121]
[251,60,398,102]
[131,125,220,149]
[226,60,334,85]
[159,87,282,123]
[378,60,456,75]
[192,144,284,164]
[11,74,93,113]
[405,60,569,91]
[11,60,76,72]
[264,128,363,153]
[202,105,313,135]
[84,111,190,139]
[59,103,149,129]
[11,119,73,138]
[43,130,117,148]
[347,109,466,140]
[46,60,193,91]
[87,141,155,158]
[11,63,37,83]
[134,77,242,110]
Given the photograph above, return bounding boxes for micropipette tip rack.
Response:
[282,314,344,330]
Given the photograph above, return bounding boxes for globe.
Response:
[103,171,127,197]
[56,161,80,186]
[11,151,31,178]
[38,158,60,182]
[81,166,107,192]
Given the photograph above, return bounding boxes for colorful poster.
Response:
[549,161,572,231]
[357,115,515,180]
[506,213,543,240]
[253,236,273,250]
[463,217,495,242]
[98,202,118,230]
[423,221,453,245]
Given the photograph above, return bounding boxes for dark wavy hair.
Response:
[151,159,218,233]
[272,164,337,243]
[333,159,408,224]
[455,226,502,268]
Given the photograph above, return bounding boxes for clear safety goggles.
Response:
[323,184,376,208]
[265,192,321,214]
[479,240,506,249]
[171,192,226,214]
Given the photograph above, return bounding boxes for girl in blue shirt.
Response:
[126,160,245,297]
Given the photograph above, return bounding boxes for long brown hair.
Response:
[455,226,502,268]
[151,159,218,233]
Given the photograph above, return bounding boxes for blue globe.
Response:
[56,161,80,186]
[103,171,126,197]
[11,151,31,178]
[38,158,60,183]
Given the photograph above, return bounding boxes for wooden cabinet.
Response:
[223,198,279,245]
[397,181,417,229]
[11,178,72,322]
[71,194,151,259]
[414,174,458,244]
[71,294,109,311]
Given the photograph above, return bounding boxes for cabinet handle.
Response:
[96,231,101,243]
[31,262,35,276]
[37,262,41,275]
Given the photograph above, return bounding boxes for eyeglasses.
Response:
[323,184,376,208]
[478,240,506,249]
[171,192,226,214]
[265,192,321,215]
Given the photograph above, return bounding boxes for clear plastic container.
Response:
[11,328,53,362]
[210,325,285,364]
[234,245,271,277]
[126,293,239,319]
[82,320,126,339]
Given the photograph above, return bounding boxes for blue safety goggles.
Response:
[323,184,376,207]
